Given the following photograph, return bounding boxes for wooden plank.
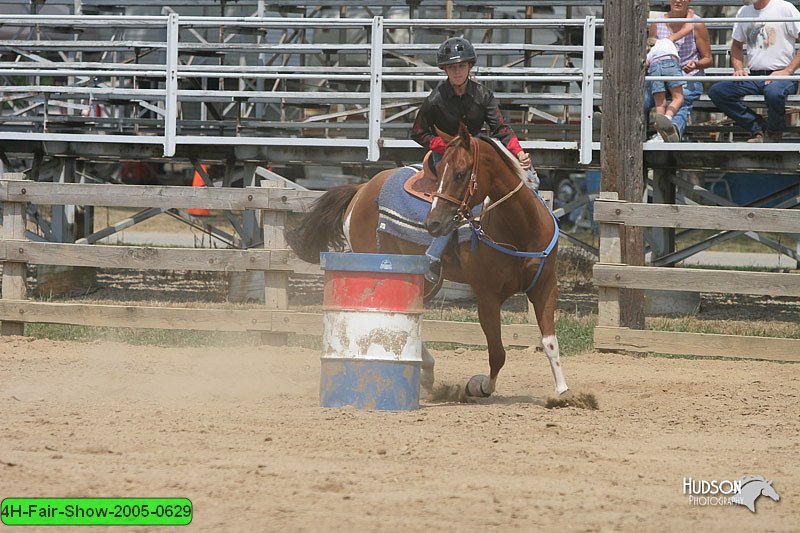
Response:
[0,240,272,272]
[0,181,319,211]
[649,169,676,258]
[283,253,324,276]
[597,194,622,328]
[1,173,27,335]
[594,326,800,361]
[0,300,537,348]
[594,264,800,297]
[0,301,274,331]
[597,287,620,328]
[261,181,289,345]
[594,201,800,233]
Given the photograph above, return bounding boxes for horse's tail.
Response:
[284,184,360,264]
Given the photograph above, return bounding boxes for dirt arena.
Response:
[2,337,798,532]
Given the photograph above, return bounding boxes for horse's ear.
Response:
[458,122,470,146]
[434,126,454,145]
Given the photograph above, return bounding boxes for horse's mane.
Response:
[740,475,767,486]
[477,134,527,183]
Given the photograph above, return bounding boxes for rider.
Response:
[411,35,537,283]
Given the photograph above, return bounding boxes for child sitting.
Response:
[646,21,693,142]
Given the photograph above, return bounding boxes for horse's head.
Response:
[425,123,480,237]
[761,481,780,502]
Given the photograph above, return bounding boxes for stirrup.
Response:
[424,261,442,285]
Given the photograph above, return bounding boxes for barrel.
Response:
[319,252,428,411]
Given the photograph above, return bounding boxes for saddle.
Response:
[402,151,439,204]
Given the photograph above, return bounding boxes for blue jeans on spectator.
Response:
[708,78,798,135]
[644,79,704,140]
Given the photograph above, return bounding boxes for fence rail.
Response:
[0,175,540,346]
[593,192,800,361]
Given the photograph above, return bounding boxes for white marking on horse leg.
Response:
[542,334,569,395]
[420,344,435,394]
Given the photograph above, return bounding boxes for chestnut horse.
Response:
[286,124,569,398]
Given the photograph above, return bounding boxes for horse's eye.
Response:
[455,170,468,182]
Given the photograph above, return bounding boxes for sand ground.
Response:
[1,337,798,532]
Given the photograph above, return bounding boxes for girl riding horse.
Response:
[411,36,538,283]
[285,123,570,399]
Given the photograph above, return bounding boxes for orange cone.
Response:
[188,164,211,216]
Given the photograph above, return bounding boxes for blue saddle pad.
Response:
[376,166,477,247]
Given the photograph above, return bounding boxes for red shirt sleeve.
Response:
[506,137,522,156]
[429,136,447,154]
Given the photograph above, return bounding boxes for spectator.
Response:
[708,0,800,142]
[645,0,712,142]
[646,27,692,141]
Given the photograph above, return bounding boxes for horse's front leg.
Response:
[464,293,505,397]
[529,266,570,396]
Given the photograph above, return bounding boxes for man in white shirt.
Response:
[708,0,800,142]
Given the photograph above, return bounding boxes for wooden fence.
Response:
[0,174,539,347]
[593,191,800,361]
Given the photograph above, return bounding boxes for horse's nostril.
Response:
[427,220,441,235]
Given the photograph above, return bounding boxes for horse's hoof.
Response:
[465,375,493,398]
[420,377,435,396]
[558,388,572,397]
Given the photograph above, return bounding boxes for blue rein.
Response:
[468,190,560,294]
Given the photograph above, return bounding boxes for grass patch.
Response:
[556,313,596,355]
[647,317,800,339]
[25,323,264,347]
[423,305,528,325]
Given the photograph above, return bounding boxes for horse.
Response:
[731,475,781,513]
[286,123,569,399]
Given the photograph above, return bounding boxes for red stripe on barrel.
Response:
[323,271,424,313]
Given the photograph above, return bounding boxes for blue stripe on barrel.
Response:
[320,358,421,411]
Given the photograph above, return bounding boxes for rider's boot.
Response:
[424,233,451,284]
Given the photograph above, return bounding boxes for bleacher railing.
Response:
[1,13,799,165]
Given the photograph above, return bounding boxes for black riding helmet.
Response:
[437,36,476,67]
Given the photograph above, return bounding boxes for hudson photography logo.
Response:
[683,475,781,512]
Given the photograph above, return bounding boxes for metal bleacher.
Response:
[2,0,800,177]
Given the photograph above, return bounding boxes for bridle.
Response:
[431,136,480,221]
[428,134,558,293]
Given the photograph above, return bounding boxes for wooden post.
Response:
[260,181,289,346]
[600,0,646,328]
[2,172,28,335]
[649,168,676,259]
[596,192,622,329]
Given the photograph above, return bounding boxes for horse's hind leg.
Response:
[421,344,435,397]
[529,268,570,396]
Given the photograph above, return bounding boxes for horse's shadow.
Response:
[423,386,599,410]
[423,394,546,407]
